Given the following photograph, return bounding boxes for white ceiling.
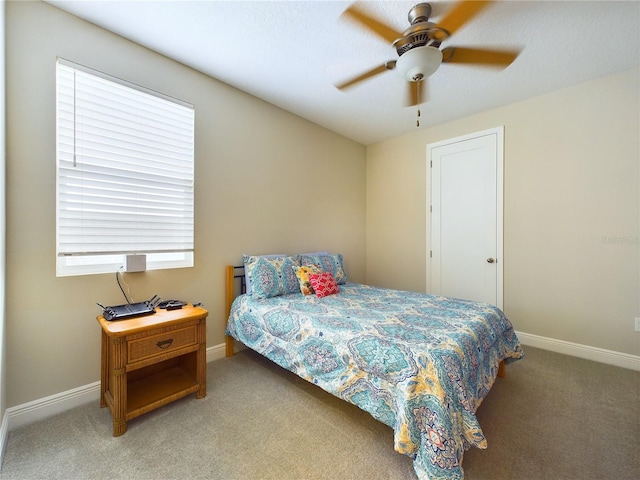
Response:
[47,0,640,146]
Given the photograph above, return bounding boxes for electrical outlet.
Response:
[636,318,640,332]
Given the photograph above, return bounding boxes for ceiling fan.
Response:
[336,1,521,122]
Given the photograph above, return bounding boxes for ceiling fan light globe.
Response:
[395,46,442,82]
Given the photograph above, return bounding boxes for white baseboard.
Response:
[206,342,226,362]
[516,331,640,371]
[0,408,8,469]
[6,380,102,432]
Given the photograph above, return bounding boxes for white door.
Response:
[427,127,503,307]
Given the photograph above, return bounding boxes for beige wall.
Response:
[5,1,366,407]
[366,68,640,357]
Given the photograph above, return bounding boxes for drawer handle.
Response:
[156,339,174,349]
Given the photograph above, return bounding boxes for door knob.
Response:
[486,258,495,263]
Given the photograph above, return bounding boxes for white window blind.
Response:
[56,59,194,275]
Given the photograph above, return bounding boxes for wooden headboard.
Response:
[225,265,245,357]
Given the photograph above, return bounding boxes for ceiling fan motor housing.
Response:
[395,22,441,56]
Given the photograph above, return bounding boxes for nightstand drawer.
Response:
[128,326,197,363]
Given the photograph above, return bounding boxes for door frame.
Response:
[426,126,504,308]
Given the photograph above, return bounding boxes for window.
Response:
[56,59,195,276]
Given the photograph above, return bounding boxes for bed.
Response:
[225,254,524,480]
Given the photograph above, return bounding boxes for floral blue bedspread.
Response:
[226,283,524,480]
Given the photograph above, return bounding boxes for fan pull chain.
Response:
[414,76,423,127]
[416,79,421,127]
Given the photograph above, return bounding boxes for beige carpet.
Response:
[1,346,639,480]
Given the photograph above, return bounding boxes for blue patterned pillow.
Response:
[297,253,347,285]
[243,255,300,298]
[243,253,286,295]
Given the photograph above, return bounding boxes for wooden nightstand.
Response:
[97,305,207,436]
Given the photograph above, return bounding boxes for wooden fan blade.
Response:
[442,47,520,67]
[335,62,394,90]
[342,5,403,44]
[406,78,428,107]
[437,0,493,37]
